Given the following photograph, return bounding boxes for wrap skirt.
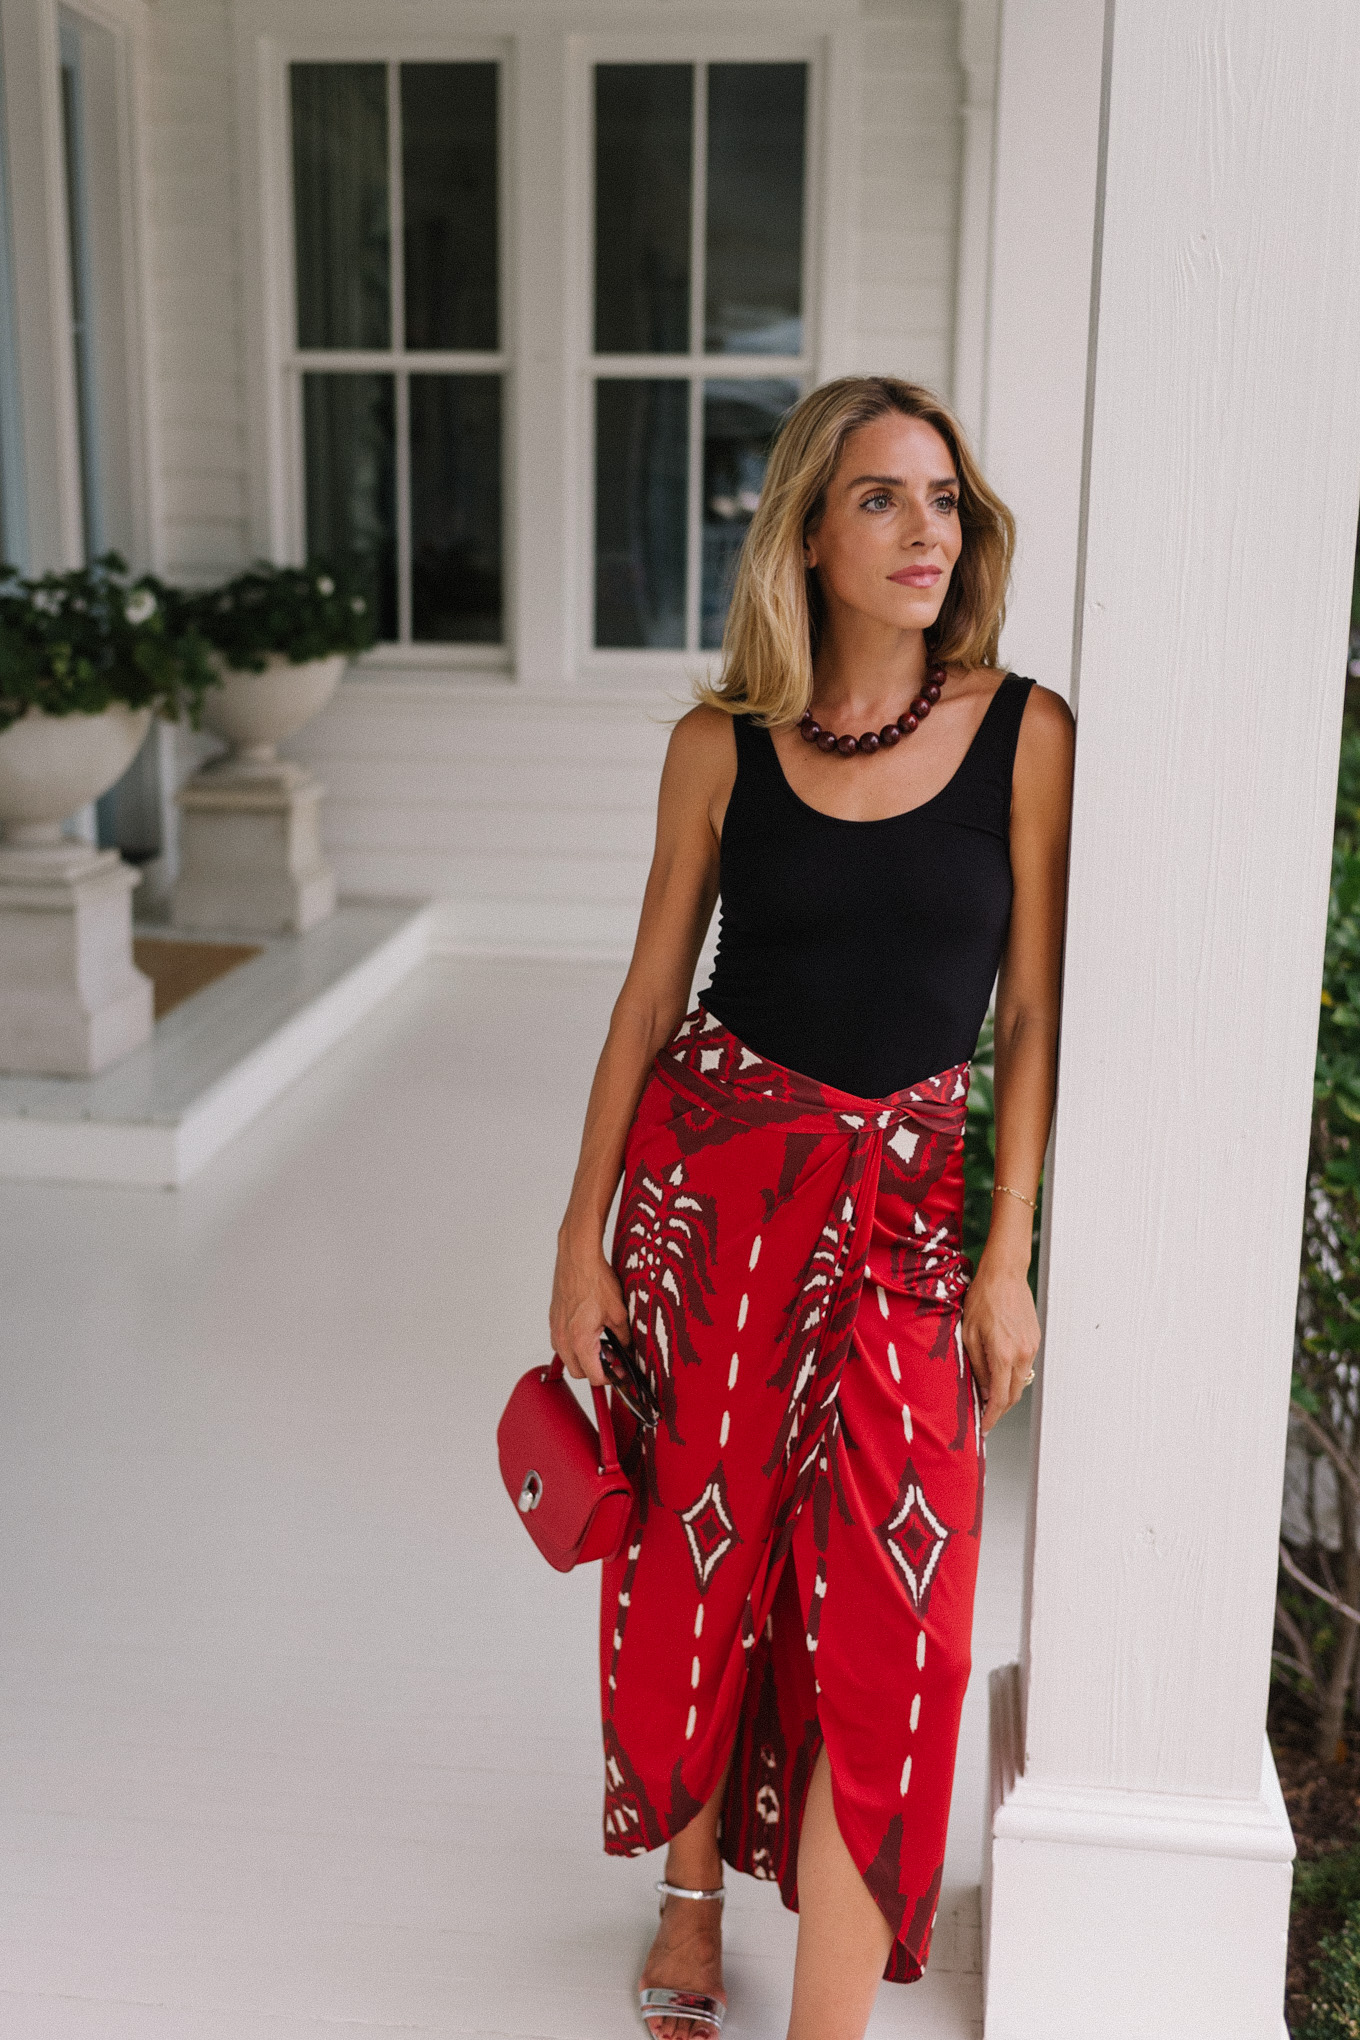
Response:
[599,1004,983,1983]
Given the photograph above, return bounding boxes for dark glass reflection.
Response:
[410,375,502,643]
[595,380,688,649]
[705,65,806,356]
[291,64,390,350]
[402,64,498,351]
[594,66,692,354]
[303,373,396,639]
[702,380,799,649]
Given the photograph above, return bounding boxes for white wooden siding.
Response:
[285,682,674,954]
[145,0,251,580]
[855,1,962,391]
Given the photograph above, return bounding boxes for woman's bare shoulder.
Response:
[664,703,740,782]
[1013,681,1075,810]
[1016,680,1075,749]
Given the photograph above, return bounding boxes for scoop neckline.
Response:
[759,670,1018,828]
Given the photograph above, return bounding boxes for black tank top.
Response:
[700,673,1036,1098]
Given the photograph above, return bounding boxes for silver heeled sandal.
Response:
[637,1879,727,2035]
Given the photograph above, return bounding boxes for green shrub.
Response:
[1297,1900,1360,2039]
[962,1006,1041,1292]
[1276,699,1360,1757]
[1295,1846,1360,1916]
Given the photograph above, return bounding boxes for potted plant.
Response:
[168,562,376,937]
[0,553,214,1076]
[0,552,213,847]
[178,560,377,770]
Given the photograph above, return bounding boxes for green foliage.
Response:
[0,553,216,734]
[177,560,378,672]
[1296,1846,1360,1917]
[962,1007,1042,1290]
[1297,1901,1360,2039]
[1294,705,1360,1471]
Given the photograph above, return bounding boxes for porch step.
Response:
[0,899,433,1187]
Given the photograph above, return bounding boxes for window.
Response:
[590,62,809,655]
[289,62,504,647]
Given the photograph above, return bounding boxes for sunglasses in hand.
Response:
[598,1327,661,1430]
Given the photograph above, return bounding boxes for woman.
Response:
[549,376,1074,2040]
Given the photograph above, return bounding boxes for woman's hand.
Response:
[961,1246,1040,1434]
[550,1223,632,1388]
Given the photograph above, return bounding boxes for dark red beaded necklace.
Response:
[798,662,948,756]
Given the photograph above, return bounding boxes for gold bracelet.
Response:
[993,1183,1037,1211]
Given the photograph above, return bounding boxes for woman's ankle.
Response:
[663,1843,725,1892]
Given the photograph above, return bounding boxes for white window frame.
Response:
[569,31,824,688]
[248,28,515,671]
[0,0,153,574]
[237,7,861,690]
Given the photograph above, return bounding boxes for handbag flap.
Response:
[496,1361,632,1571]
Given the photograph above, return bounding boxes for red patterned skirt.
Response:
[600,1005,983,1983]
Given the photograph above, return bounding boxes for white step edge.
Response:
[0,904,434,1189]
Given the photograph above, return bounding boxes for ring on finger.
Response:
[1022,1368,1036,1386]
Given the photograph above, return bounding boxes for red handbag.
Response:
[496,1355,634,1571]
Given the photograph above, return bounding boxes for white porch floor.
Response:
[0,955,1027,2040]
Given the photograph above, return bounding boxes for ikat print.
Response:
[599,1006,985,1985]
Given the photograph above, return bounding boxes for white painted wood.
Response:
[982,0,1104,694]
[146,0,250,580]
[851,0,960,396]
[986,1674,1293,2040]
[949,0,997,444]
[0,952,1037,2036]
[510,27,569,685]
[0,0,85,567]
[54,0,157,568]
[0,900,431,1183]
[285,678,675,949]
[813,23,860,383]
[985,4,1360,2034]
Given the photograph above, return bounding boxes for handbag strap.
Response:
[547,1352,622,1475]
[592,1383,621,1474]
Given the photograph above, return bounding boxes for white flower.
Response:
[124,588,157,626]
[32,588,62,614]
[315,575,335,597]
[350,596,366,614]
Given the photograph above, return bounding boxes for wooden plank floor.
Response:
[0,956,1028,2039]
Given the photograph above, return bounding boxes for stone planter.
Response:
[199,649,345,766]
[0,702,155,1075]
[172,651,345,935]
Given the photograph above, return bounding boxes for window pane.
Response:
[292,64,390,349]
[402,64,498,352]
[410,375,502,643]
[701,380,799,650]
[303,372,396,639]
[705,65,806,356]
[594,66,692,354]
[595,380,688,649]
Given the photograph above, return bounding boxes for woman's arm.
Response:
[550,707,736,1387]
[962,682,1075,1433]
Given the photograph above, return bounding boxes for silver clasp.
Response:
[518,1470,543,1514]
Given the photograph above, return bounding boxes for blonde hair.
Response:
[697,376,1014,726]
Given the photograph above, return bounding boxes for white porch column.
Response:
[980,0,1104,691]
[983,7,1360,2039]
